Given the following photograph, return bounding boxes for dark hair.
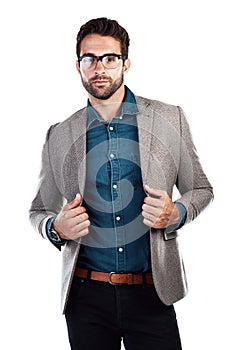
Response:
[76,17,130,59]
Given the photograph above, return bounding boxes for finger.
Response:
[143,216,167,229]
[69,205,87,217]
[143,216,161,227]
[75,226,90,238]
[143,218,154,227]
[142,207,161,220]
[144,196,159,207]
[60,205,86,221]
[142,201,163,213]
[71,212,89,225]
[75,220,90,233]
[66,193,82,210]
[144,185,164,198]
[60,219,90,240]
[142,209,159,225]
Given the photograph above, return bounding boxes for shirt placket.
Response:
[107,121,126,272]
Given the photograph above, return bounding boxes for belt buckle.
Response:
[108,272,122,286]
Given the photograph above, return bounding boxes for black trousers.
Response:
[65,276,182,350]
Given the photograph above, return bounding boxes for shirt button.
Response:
[110,153,115,159]
[109,126,114,131]
[116,216,121,221]
[113,184,117,189]
[118,247,124,252]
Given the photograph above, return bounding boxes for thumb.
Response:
[68,193,82,209]
[144,185,162,198]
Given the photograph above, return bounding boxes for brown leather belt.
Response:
[75,267,154,286]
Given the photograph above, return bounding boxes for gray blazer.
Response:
[30,95,213,314]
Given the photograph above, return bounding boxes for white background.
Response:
[0,0,233,349]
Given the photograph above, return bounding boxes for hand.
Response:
[142,185,180,229]
[53,194,90,240]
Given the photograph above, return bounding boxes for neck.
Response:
[88,84,125,122]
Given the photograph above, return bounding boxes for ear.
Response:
[123,58,131,74]
[76,60,81,74]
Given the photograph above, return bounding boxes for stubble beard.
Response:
[81,73,124,100]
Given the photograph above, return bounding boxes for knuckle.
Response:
[78,213,88,222]
[143,218,148,225]
[83,220,90,228]
[83,213,89,220]
[78,206,86,213]
[78,227,89,237]
[144,197,149,204]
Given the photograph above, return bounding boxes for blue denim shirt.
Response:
[46,86,186,273]
[78,87,151,272]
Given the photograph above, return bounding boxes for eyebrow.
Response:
[80,52,119,57]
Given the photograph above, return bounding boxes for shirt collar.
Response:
[87,85,139,128]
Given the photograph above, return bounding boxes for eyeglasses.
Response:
[78,54,126,70]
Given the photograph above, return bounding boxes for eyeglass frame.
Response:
[77,53,127,69]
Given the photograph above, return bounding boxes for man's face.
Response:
[76,34,130,100]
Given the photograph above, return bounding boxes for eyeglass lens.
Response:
[80,55,122,69]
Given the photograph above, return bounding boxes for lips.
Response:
[93,80,108,83]
[92,80,109,86]
[90,76,110,85]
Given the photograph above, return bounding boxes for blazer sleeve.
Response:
[29,124,64,241]
[175,106,214,224]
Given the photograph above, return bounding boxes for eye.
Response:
[83,56,96,65]
[103,55,118,65]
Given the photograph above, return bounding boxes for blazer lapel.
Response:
[68,108,88,198]
[66,101,154,198]
[136,100,154,186]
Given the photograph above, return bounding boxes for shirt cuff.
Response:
[46,217,67,247]
[174,202,187,229]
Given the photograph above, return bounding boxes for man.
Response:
[30,17,213,350]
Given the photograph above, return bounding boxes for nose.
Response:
[94,59,105,73]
